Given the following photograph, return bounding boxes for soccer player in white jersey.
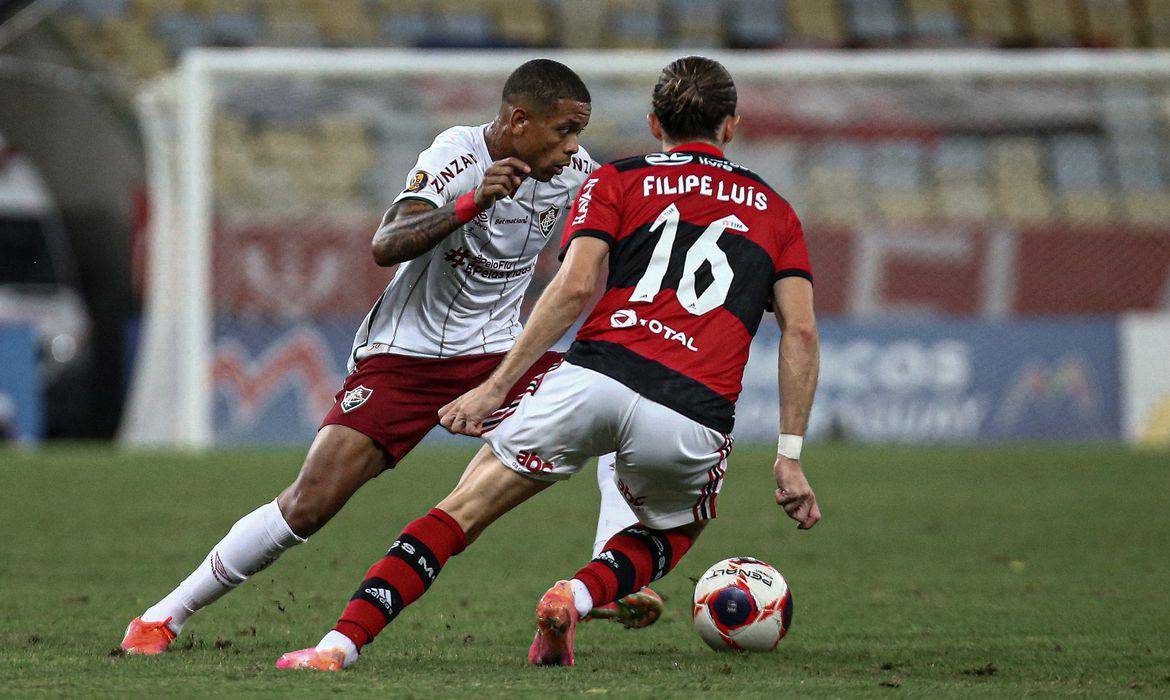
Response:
[120,59,660,655]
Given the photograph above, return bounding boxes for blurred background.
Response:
[0,0,1168,449]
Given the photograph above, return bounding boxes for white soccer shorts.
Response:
[484,361,733,529]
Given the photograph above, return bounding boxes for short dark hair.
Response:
[502,59,591,113]
[651,56,737,142]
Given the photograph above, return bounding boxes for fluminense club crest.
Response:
[537,204,560,238]
[341,385,374,413]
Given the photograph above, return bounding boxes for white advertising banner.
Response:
[1121,314,1170,447]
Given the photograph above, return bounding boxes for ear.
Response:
[720,114,741,145]
[507,105,530,134]
[647,113,664,141]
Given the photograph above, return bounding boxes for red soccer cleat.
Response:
[584,587,664,629]
[275,647,349,672]
[528,580,579,667]
[120,616,177,655]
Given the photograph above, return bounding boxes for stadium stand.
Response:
[44,0,1170,320]
[51,0,1170,82]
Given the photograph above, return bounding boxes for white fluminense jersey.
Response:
[349,124,594,368]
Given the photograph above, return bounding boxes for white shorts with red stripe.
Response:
[483,360,733,529]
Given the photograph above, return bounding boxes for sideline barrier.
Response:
[195,315,1170,447]
[739,318,1121,444]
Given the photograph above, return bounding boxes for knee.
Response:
[277,475,337,538]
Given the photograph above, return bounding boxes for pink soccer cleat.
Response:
[528,580,579,666]
[120,616,177,655]
[275,647,348,672]
[585,587,664,629]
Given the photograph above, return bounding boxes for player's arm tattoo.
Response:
[370,199,465,266]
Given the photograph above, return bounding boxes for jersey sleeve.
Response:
[559,163,621,260]
[391,135,479,210]
[774,206,813,283]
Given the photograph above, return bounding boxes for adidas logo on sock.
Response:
[364,587,395,614]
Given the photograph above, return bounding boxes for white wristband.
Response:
[777,434,803,460]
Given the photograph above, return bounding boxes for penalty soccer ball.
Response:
[692,556,793,652]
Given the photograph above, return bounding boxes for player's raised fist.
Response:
[475,157,531,208]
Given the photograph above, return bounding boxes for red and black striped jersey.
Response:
[559,142,811,433]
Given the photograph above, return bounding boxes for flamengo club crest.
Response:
[341,385,374,413]
[537,205,560,238]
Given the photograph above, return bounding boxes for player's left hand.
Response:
[774,455,821,530]
[439,384,507,437]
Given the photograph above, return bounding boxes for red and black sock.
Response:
[333,508,466,650]
[573,524,695,607]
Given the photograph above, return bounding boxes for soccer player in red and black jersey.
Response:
[276,56,820,671]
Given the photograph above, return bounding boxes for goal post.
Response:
[121,49,1170,447]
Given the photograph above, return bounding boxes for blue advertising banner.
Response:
[0,324,43,445]
[211,319,356,444]
[209,317,582,447]
[737,318,1121,443]
[208,316,1121,446]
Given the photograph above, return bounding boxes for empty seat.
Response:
[1021,0,1078,45]
[990,138,1053,222]
[429,0,494,47]
[1123,191,1170,223]
[377,0,432,46]
[906,0,963,42]
[262,7,322,45]
[805,141,869,224]
[749,141,803,199]
[1050,134,1114,222]
[490,0,553,47]
[69,0,130,21]
[154,11,212,55]
[1145,0,1170,47]
[208,11,264,46]
[936,181,992,220]
[1113,141,1164,192]
[788,0,845,45]
[843,0,902,45]
[551,1,606,47]
[666,0,722,47]
[1082,0,1137,46]
[314,0,376,44]
[871,140,932,221]
[933,137,991,219]
[934,136,987,181]
[1061,190,1114,222]
[725,0,785,48]
[965,0,1026,46]
[604,0,666,49]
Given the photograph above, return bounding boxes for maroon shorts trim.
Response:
[320,350,565,467]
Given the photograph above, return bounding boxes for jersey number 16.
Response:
[629,203,739,316]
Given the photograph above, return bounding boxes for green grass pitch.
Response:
[1,442,1168,697]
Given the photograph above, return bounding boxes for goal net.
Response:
[123,49,1170,447]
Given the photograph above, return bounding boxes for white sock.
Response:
[592,453,638,558]
[317,630,359,668]
[142,499,305,633]
[570,578,594,619]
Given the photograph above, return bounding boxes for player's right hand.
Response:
[774,456,821,530]
[438,383,507,437]
[475,157,530,208]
